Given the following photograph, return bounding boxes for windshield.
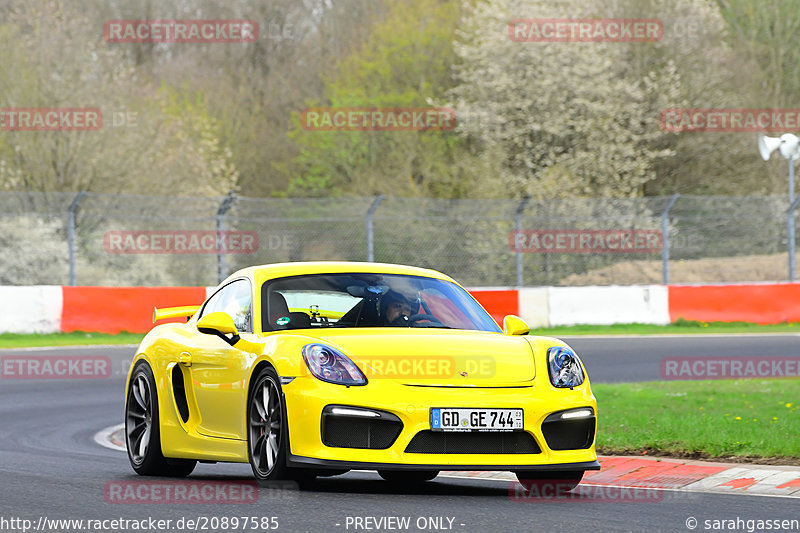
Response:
[261,273,500,333]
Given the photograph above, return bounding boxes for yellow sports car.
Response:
[125,261,598,490]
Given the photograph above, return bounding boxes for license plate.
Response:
[430,408,523,432]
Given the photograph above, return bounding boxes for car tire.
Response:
[125,362,197,477]
[378,470,439,483]
[247,366,313,485]
[515,470,584,495]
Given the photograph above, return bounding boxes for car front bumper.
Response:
[282,376,598,470]
[287,454,600,472]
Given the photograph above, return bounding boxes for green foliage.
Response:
[287,0,476,197]
[0,0,239,196]
[2,0,799,200]
[716,0,800,108]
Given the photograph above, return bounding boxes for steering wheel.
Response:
[407,313,444,327]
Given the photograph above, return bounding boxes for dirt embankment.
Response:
[559,253,800,285]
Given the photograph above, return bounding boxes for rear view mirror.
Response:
[503,315,530,336]
[346,284,389,297]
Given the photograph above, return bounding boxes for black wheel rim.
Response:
[126,374,152,465]
[249,377,281,476]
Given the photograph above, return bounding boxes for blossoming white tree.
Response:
[447,0,687,198]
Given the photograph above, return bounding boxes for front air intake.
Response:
[405,431,541,454]
[321,406,402,449]
[541,409,595,450]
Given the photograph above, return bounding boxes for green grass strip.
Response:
[0,331,144,348]
[594,379,800,462]
[3,319,800,348]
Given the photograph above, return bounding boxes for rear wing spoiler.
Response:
[153,305,201,323]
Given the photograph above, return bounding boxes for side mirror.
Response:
[197,312,239,338]
[197,312,264,353]
[503,315,530,336]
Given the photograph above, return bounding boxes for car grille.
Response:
[541,418,595,451]
[322,414,403,450]
[404,431,541,454]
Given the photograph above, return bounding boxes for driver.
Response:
[381,291,416,326]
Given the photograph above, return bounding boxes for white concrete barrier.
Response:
[518,288,550,328]
[0,286,63,333]
[0,284,678,334]
[547,285,670,326]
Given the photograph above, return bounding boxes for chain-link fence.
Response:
[2,191,798,287]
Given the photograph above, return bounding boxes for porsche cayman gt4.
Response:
[124,261,598,489]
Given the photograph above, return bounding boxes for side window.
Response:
[199,279,253,333]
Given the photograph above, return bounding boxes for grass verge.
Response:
[534,319,800,336]
[0,331,144,348]
[594,379,800,464]
[2,319,799,348]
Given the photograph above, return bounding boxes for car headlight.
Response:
[302,343,367,386]
[547,346,585,388]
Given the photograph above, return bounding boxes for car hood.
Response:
[306,328,535,386]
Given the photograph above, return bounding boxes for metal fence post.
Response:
[788,195,800,282]
[788,158,797,282]
[216,192,236,284]
[515,196,531,287]
[661,193,680,285]
[67,191,86,286]
[366,194,384,262]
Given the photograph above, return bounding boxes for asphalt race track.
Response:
[1,336,798,533]
[564,333,800,383]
